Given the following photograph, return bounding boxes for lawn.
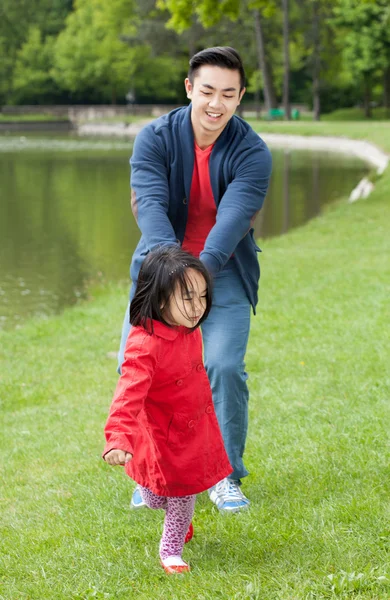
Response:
[0,121,389,599]
[0,114,69,122]
[249,118,390,155]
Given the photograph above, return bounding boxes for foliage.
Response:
[50,0,186,103]
[1,0,390,112]
[52,0,138,103]
[331,0,390,83]
[131,47,186,101]
[0,0,72,103]
[12,28,59,104]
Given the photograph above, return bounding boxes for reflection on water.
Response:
[254,149,366,239]
[0,134,368,329]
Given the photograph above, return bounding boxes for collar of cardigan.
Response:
[143,319,186,341]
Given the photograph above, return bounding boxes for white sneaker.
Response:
[208,478,250,513]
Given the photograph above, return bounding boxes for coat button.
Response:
[205,405,212,414]
[183,197,187,204]
[196,364,203,372]
[176,379,183,386]
[188,420,195,428]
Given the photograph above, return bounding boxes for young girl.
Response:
[103,247,232,574]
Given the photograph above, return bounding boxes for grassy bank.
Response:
[250,119,390,155]
[0,114,69,122]
[0,123,389,599]
[78,115,149,125]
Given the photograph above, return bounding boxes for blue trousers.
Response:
[118,259,251,481]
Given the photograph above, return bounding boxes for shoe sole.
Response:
[130,500,146,509]
[208,490,250,513]
[217,503,250,513]
[160,561,190,574]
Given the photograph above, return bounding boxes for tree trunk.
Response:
[253,9,277,112]
[254,86,261,119]
[363,73,372,118]
[282,0,291,119]
[384,64,390,117]
[188,16,197,59]
[312,0,321,121]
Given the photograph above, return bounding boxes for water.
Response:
[0,133,368,329]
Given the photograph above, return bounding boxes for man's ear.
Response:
[184,77,193,99]
[238,87,246,105]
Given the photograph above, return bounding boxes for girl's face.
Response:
[163,268,208,328]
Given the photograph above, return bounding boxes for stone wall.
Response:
[0,121,73,132]
[1,105,181,122]
[1,103,310,124]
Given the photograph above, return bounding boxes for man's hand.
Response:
[104,449,133,466]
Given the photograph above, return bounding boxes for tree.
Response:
[253,8,278,111]
[52,0,185,103]
[53,0,138,103]
[12,27,58,104]
[299,0,336,120]
[311,0,321,120]
[0,0,72,103]
[157,0,279,110]
[282,0,291,119]
[331,0,390,117]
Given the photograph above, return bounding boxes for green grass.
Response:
[246,106,390,122]
[321,107,390,121]
[249,119,390,154]
[1,124,390,599]
[0,114,69,122]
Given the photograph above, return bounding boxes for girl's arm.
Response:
[103,329,159,460]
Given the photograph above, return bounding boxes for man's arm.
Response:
[130,125,178,250]
[200,142,272,275]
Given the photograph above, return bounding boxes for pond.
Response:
[0,133,368,330]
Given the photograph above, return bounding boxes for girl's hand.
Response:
[104,449,133,466]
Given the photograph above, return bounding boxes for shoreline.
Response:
[260,133,389,203]
[78,121,389,202]
[261,132,389,175]
[78,121,389,175]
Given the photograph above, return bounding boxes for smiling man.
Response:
[119,47,272,513]
[185,63,246,148]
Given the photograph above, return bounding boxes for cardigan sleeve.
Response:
[200,140,272,275]
[103,330,159,458]
[130,125,178,251]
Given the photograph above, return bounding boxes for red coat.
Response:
[103,320,232,496]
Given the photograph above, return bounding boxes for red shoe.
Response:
[185,522,194,544]
[160,557,190,574]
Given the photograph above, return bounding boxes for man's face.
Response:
[185,65,245,144]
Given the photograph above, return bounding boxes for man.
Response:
[118,46,272,513]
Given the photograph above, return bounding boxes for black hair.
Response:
[188,46,246,92]
[130,246,212,332]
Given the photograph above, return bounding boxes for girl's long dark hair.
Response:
[130,246,212,332]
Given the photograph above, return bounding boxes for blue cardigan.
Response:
[130,104,272,312]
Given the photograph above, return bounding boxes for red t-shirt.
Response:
[182,143,216,258]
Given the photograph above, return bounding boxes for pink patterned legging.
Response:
[139,487,196,560]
